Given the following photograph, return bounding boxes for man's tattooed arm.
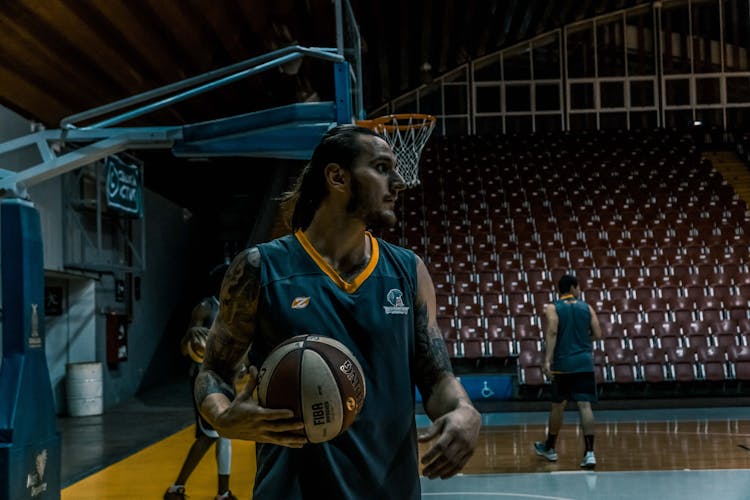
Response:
[414,298,453,404]
[413,257,475,418]
[195,247,261,415]
[414,256,482,479]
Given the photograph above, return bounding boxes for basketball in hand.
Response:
[256,334,366,444]
[185,327,209,363]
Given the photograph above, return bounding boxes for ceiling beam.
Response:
[438,0,455,73]
[0,67,71,125]
[539,0,563,35]
[420,0,434,76]
[398,0,411,91]
[456,0,477,65]
[370,0,391,105]
[0,4,128,110]
[143,0,216,75]
[495,0,519,48]
[138,0,223,120]
[475,0,500,57]
[559,1,579,27]
[519,0,548,39]
[66,1,184,91]
[578,0,596,22]
[506,0,531,44]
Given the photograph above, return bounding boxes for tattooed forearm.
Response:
[203,317,252,382]
[194,369,236,406]
[414,300,453,403]
[196,247,262,405]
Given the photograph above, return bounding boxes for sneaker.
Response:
[163,486,186,500]
[580,451,597,468]
[215,491,238,500]
[534,441,558,462]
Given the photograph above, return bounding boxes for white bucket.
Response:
[66,362,103,417]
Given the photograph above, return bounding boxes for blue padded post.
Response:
[334,61,353,125]
[0,198,61,500]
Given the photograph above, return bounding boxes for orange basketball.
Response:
[256,334,366,444]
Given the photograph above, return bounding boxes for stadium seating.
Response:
[392,130,749,396]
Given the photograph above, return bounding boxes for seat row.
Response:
[517,344,750,387]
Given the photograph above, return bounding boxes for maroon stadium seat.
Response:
[665,346,698,383]
[659,285,681,301]
[696,345,728,381]
[593,349,611,385]
[697,307,723,324]
[608,347,640,384]
[654,324,683,350]
[514,319,542,342]
[488,335,513,359]
[460,325,487,359]
[696,296,723,310]
[483,300,509,319]
[638,346,669,383]
[517,349,547,386]
[727,345,750,381]
[631,285,653,302]
[640,296,670,313]
[684,285,707,301]
[455,279,479,296]
[435,292,453,309]
[672,308,696,325]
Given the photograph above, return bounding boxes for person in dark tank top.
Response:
[534,274,603,469]
[165,263,240,500]
[193,125,481,499]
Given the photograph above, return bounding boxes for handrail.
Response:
[60,45,344,130]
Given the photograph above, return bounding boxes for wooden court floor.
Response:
[62,408,750,499]
[62,426,257,500]
[436,418,750,474]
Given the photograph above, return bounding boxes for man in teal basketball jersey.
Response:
[194,125,481,498]
[534,274,602,468]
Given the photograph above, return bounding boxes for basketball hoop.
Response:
[357,113,436,188]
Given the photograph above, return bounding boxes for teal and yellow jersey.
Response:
[251,230,421,499]
[551,295,594,373]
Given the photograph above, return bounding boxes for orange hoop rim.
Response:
[356,113,436,132]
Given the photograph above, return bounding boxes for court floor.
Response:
[418,408,750,500]
[58,378,750,499]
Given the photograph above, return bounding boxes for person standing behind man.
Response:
[194,124,481,499]
[165,264,238,500]
[534,274,602,469]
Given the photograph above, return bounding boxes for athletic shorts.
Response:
[190,367,219,439]
[550,371,597,403]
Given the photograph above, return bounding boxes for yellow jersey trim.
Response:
[294,229,379,294]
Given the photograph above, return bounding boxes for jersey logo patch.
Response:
[291,296,311,309]
[384,289,409,315]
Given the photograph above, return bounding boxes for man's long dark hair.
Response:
[279,124,380,231]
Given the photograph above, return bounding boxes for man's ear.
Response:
[325,163,347,190]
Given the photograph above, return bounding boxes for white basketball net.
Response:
[371,115,436,188]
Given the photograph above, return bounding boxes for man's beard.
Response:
[346,176,398,231]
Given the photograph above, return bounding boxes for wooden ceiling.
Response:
[0,0,658,213]
[0,0,654,129]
